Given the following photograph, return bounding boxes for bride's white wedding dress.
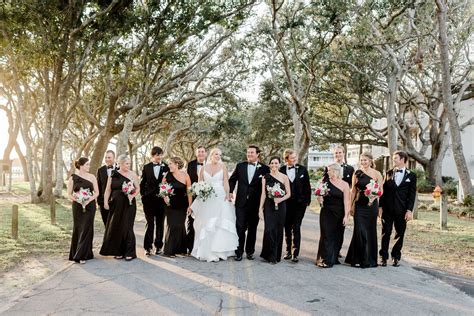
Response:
[190,169,238,262]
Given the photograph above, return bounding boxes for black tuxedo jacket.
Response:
[229,162,270,209]
[97,165,116,207]
[323,162,355,187]
[379,168,417,214]
[140,162,170,201]
[279,164,312,205]
[187,159,203,184]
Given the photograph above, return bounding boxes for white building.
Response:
[307,149,333,171]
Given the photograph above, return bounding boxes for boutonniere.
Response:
[256,163,261,170]
[160,163,165,168]
[295,165,300,170]
[407,170,410,174]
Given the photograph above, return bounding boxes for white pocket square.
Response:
[405,179,411,182]
[300,174,304,178]
[259,175,263,178]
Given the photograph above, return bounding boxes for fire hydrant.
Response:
[432,186,442,201]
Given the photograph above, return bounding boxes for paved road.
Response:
[2,210,473,315]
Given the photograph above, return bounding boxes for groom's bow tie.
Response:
[153,163,160,166]
[248,162,257,166]
[395,169,403,173]
[197,162,204,166]
[288,166,295,169]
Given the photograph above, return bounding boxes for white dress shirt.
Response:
[247,163,257,183]
[287,165,296,182]
[394,167,406,186]
[153,164,161,179]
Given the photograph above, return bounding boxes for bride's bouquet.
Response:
[189,182,216,202]
[266,183,285,210]
[364,179,382,206]
[73,188,93,212]
[122,181,136,205]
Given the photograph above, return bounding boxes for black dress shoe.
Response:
[291,256,299,263]
[145,249,152,256]
[283,253,292,260]
[155,249,162,255]
[380,259,387,267]
[247,254,255,260]
[393,259,400,267]
[235,255,242,261]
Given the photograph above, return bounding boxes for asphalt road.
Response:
[2,210,473,315]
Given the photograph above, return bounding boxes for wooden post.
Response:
[440,194,448,230]
[50,196,56,225]
[12,204,18,239]
[413,193,419,220]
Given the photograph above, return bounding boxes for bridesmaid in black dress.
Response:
[259,157,291,264]
[345,152,383,268]
[162,157,192,257]
[100,155,140,261]
[67,157,99,264]
[316,163,350,268]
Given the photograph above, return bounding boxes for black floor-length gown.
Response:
[316,181,345,267]
[260,174,287,263]
[69,174,95,262]
[345,170,378,268]
[163,173,188,256]
[100,172,137,259]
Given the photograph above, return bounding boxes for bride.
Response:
[190,148,238,262]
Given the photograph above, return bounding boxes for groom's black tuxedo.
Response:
[280,164,311,258]
[187,159,203,184]
[229,161,270,257]
[379,168,417,261]
[140,161,169,252]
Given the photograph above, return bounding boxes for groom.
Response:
[229,145,270,261]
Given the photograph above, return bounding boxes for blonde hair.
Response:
[207,148,222,164]
[283,149,295,161]
[117,154,130,165]
[332,145,345,153]
[360,152,375,168]
[169,157,184,170]
[327,163,342,179]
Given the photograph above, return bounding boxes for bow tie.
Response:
[153,163,161,167]
[395,169,404,173]
[107,165,114,169]
[197,162,204,166]
[288,166,295,169]
[248,163,257,167]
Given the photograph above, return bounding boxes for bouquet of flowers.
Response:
[266,183,285,210]
[73,188,93,212]
[364,179,382,206]
[158,182,174,205]
[122,181,136,205]
[189,182,216,202]
[314,181,329,197]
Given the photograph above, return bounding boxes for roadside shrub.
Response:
[463,195,473,207]
[442,179,458,198]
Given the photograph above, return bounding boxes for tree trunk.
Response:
[90,131,114,175]
[386,70,401,165]
[436,0,474,197]
[14,143,29,181]
[54,136,64,197]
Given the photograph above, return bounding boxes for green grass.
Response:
[0,182,104,272]
[405,210,474,276]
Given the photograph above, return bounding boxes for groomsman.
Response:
[324,145,354,187]
[229,145,270,261]
[379,150,417,267]
[186,146,207,254]
[97,150,116,226]
[140,146,169,256]
[280,149,311,263]
[323,145,354,258]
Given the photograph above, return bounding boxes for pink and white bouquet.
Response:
[73,187,93,212]
[266,183,285,210]
[314,181,329,197]
[189,182,215,202]
[364,179,382,206]
[122,181,136,205]
[158,182,174,205]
